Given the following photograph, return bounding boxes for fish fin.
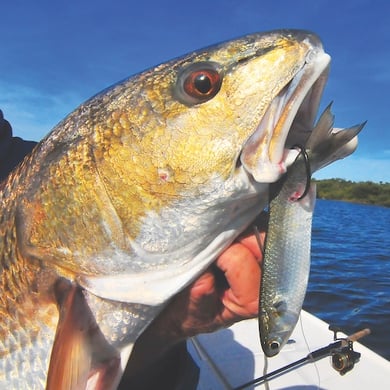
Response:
[306,103,366,172]
[46,279,121,390]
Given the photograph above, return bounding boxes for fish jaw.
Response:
[241,36,330,183]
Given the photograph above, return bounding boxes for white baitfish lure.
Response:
[259,104,365,357]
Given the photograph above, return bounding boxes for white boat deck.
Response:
[188,310,390,389]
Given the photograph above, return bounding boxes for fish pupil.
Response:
[270,340,280,351]
[194,74,212,94]
[177,61,222,104]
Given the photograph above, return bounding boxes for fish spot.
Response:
[157,167,174,183]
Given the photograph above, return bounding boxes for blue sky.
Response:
[1,0,389,182]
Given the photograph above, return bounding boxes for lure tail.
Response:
[307,103,365,173]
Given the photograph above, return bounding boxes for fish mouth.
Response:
[240,46,331,183]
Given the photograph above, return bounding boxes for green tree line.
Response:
[314,179,390,207]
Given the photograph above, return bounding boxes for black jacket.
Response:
[0,109,37,182]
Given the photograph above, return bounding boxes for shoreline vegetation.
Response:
[313,179,390,208]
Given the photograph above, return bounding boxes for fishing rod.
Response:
[233,326,370,390]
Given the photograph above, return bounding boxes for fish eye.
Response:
[175,62,223,105]
[269,340,280,351]
[184,69,220,97]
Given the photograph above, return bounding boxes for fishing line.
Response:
[231,334,358,390]
[253,225,264,258]
[299,314,321,389]
[262,354,270,390]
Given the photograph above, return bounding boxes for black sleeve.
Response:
[0,110,38,182]
[118,341,199,390]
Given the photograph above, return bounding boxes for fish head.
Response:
[67,30,331,304]
[260,299,301,357]
[18,30,330,304]
[89,29,330,233]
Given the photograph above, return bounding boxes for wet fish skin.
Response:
[0,30,343,388]
[259,105,365,357]
[259,178,316,358]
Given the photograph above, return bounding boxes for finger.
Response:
[237,233,265,262]
[216,243,261,318]
[187,270,216,300]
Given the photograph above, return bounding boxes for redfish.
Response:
[0,30,361,388]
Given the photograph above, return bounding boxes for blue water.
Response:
[303,199,390,360]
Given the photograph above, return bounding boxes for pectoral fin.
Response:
[46,278,121,390]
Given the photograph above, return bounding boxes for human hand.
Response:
[125,221,266,378]
[167,230,265,338]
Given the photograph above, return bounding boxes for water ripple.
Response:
[303,200,390,360]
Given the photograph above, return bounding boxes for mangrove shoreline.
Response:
[313,179,390,207]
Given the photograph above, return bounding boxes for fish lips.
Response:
[240,47,331,183]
